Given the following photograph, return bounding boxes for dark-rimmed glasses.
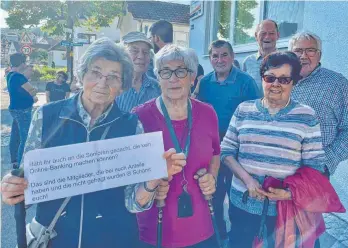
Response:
[158,68,192,79]
[293,48,320,57]
[262,75,292,85]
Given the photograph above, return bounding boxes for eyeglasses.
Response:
[262,75,292,85]
[128,48,150,57]
[158,68,192,80]
[87,70,122,86]
[293,48,320,57]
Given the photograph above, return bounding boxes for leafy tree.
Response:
[30,48,48,64]
[234,0,258,45]
[1,1,124,36]
[217,0,232,40]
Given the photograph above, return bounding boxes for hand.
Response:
[194,170,216,196]
[244,176,266,200]
[0,173,28,205]
[30,87,38,96]
[155,180,170,201]
[163,148,186,181]
[256,187,291,201]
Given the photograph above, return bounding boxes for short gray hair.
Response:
[288,31,322,51]
[154,44,198,76]
[77,37,134,90]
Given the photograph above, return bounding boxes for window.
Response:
[233,0,261,45]
[216,0,232,40]
[230,1,304,50]
[61,52,67,61]
[76,33,97,44]
[264,1,304,39]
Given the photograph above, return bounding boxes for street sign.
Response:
[8,42,17,55]
[61,40,72,47]
[21,32,32,44]
[64,28,73,33]
[72,42,83,46]
[21,45,32,55]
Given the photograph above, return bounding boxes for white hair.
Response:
[288,31,322,51]
[154,44,198,76]
[77,37,134,91]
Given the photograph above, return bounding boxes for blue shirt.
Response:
[7,71,34,110]
[116,73,161,112]
[242,52,264,95]
[197,67,261,137]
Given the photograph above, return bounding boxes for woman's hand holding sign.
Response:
[163,148,186,181]
[0,172,28,205]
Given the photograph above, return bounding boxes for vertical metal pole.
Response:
[12,168,27,248]
[66,2,74,84]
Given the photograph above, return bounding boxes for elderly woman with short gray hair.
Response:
[1,38,185,248]
[134,44,221,248]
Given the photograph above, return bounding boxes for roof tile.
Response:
[127,1,190,24]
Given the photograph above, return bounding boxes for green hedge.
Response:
[31,66,68,82]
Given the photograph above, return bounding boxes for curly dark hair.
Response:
[260,51,302,85]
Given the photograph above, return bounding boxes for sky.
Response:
[0,9,8,28]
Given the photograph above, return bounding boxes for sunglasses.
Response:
[262,75,292,85]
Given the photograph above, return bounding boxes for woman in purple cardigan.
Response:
[132,44,221,248]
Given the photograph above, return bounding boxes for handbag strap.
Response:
[46,197,71,233]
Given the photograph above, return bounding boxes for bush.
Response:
[31,66,67,82]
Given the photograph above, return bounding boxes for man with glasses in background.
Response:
[196,40,260,247]
[242,19,280,95]
[116,31,160,112]
[290,31,348,178]
[45,71,70,102]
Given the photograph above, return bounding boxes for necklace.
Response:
[262,98,291,115]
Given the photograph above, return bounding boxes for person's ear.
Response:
[154,35,160,44]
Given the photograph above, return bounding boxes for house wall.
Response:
[190,1,348,79]
[141,20,190,47]
[119,12,139,37]
[52,51,66,67]
[73,17,121,74]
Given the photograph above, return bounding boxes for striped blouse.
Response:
[221,99,326,216]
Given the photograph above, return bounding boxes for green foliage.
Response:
[31,65,67,82]
[30,49,48,64]
[218,0,232,40]
[1,1,124,36]
[234,0,258,45]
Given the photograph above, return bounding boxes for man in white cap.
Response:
[116,31,161,112]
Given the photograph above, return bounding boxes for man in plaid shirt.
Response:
[289,31,348,176]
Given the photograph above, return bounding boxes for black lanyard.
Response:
[159,97,192,158]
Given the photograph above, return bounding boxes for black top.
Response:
[191,64,204,92]
[7,71,34,110]
[46,82,71,102]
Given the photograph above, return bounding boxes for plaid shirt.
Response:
[21,92,154,212]
[116,73,161,112]
[291,65,348,174]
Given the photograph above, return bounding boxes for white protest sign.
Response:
[24,131,167,204]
